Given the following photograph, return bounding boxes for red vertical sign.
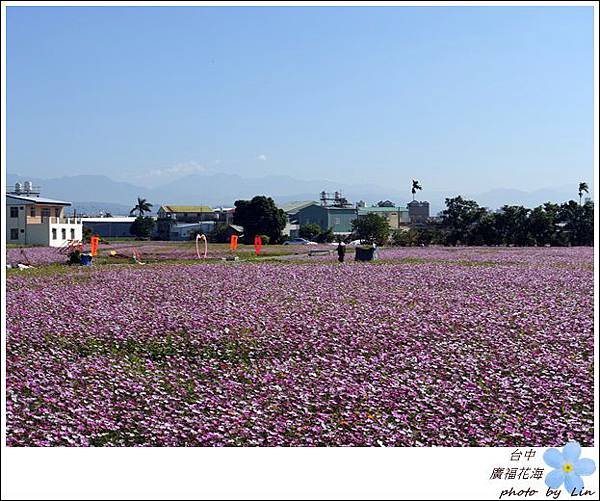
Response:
[254,235,262,255]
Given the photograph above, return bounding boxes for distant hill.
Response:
[7,172,590,216]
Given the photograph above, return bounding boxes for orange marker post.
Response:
[90,236,100,257]
[230,234,238,251]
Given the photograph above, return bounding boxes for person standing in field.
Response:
[337,241,346,263]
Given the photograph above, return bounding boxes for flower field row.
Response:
[6,247,594,446]
[6,241,320,266]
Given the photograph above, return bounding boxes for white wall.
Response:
[48,221,82,248]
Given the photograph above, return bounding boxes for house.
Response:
[156,205,216,240]
[6,182,82,247]
[81,216,138,238]
[357,206,410,230]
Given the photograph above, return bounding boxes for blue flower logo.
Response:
[543,441,596,494]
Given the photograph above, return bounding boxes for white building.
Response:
[6,183,82,247]
[168,221,216,240]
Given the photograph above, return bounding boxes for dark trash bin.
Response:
[80,253,93,266]
[354,246,378,261]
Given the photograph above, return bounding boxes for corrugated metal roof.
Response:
[6,194,72,205]
[279,201,318,213]
[159,205,214,213]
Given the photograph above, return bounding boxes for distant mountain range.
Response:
[6,172,591,217]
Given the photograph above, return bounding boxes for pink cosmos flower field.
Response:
[6,246,593,446]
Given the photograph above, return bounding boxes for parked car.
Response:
[347,239,365,247]
[283,238,317,245]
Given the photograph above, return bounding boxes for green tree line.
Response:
[397,196,594,247]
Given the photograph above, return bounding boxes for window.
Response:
[10,207,18,218]
[61,228,66,240]
[71,228,75,239]
[55,208,61,217]
[30,207,36,217]
[10,229,19,240]
[42,208,51,218]
[52,228,57,240]
[334,217,341,225]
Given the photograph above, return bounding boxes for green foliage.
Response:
[376,200,395,207]
[130,197,153,217]
[82,227,93,243]
[392,227,440,246]
[392,229,412,246]
[209,223,231,243]
[558,200,594,246]
[233,196,287,244]
[298,224,334,243]
[315,227,335,243]
[433,191,594,247]
[299,223,322,241]
[578,182,589,205]
[439,196,488,245]
[129,216,155,239]
[411,180,422,200]
[351,213,390,245]
[258,234,271,245]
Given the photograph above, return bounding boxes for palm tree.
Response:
[130,197,153,217]
[411,180,422,201]
[578,182,589,206]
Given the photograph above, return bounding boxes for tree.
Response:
[351,213,390,245]
[315,227,335,243]
[233,196,287,244]
[130,216,155,239]
[299,223,322,241]
[130,197,153,217]
[528,205,557,246]
[559,200,593,246]
[392,229,413,246]
[578,182,589,206]
[439,196,485,245]
[209,223,232,243]
[495,205,532,246]
[377,200,395,207]
[470,211,500,246]
[411,180,422,201]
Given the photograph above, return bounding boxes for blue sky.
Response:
[6,6,594,192]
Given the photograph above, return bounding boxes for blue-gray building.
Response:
[82,217,138,237]
[286,202,357,235]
